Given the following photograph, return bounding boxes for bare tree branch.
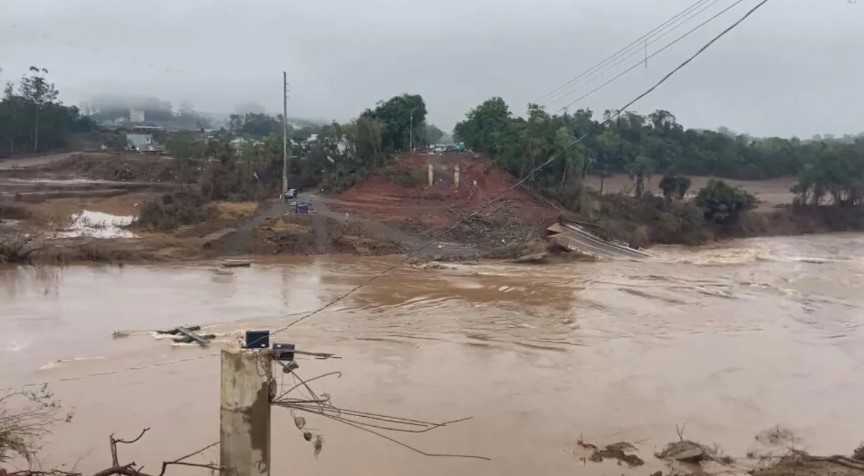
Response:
[9,434,229,476]
[109,428,150,466]
[156,441,222,476]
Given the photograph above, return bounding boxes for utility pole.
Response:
[220,347,273,476]
[644,38,649,83]
[282,71,288,200]
[409,106,418,152]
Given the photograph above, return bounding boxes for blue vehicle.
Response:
[294,201,313,214]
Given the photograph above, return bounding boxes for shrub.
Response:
[695,178,757,225]
[0,386,71,465]
[0,234,39,264]
[199,162,241,201]
[659,175,692,201]
[136,191,217,231]
[0,203,31,220]
[596,193,710,246]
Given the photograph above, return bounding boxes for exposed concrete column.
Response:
[454,164,461,189]
[220,348,272,476]
[428,163,434,187]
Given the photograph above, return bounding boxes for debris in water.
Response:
[755,425,799,447]
[752,450,864,476]
[220,259,251,268]
[577,439,644,467]
[510,252,548,264]
[655,440,706,463]
[313,435,324,459]
[155,325,202,335]
[152,325,214,346]
[171,326,212,346]
[171,333,216,345]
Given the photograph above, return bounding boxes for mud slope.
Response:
[331,152,560,248]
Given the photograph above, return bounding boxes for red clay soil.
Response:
[333,152,559,232]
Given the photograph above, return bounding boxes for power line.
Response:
[557,0,752,113]
[0,353,219,392]
[539,0,724,107]
[535,0,715,105]
[541,0,730,108]
[253,0,770,347]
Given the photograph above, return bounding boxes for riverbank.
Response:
[2,151,864,266]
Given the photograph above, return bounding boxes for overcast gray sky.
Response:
[1,0,861,137]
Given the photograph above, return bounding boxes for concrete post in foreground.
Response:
[221,347,272,476]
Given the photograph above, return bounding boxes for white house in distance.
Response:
[126,126,164,154]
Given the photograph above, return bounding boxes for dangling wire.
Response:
[270,363,489,461]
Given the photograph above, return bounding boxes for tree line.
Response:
[0,67,93,157]
[164,94,442,200]
[7,66,857,215]
[453,97,864,213]
[166,92,862,216]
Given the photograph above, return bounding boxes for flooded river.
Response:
[2,233,864,475]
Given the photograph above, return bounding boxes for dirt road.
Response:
[0,152,86,170]
[217,200,292,255]
[218,193,480,258]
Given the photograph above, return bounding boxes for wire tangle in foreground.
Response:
[271,361,490,461]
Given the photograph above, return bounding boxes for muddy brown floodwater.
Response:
[2,233,864,475]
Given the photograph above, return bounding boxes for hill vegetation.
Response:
[450,97,864,231]
[3,67,863,245]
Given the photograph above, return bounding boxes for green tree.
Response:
[0,67,89,156]
[554,126,586,190]
[626,156,655,197]
[454,97,514,155]
[343,116,385,168]
[659,174,692,201]
[228,113,281,138]
[594,129,624,195]
[522,104,561,181]
[423,124,445,145]
[792,149,864,207]
[695,178,757,224]
[18,67,59,152]
[362,94,426,152]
